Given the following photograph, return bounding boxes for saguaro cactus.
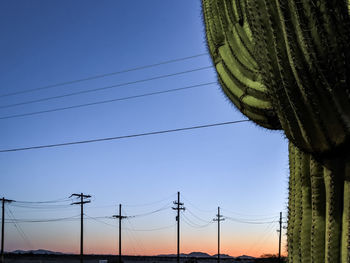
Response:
[201,0,350,262]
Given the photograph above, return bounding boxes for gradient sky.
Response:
[0,0,288,257]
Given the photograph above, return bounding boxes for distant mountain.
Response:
[236,255,256,260]
[157,253,185,257]
[12,249,63,255]
[212,254,234,258]
[157,252,233,258]
[188,252,211,257]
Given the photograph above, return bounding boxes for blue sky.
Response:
[0,0,288,257]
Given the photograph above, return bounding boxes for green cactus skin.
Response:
[202,0,350,262]
[310,156,326,262]
[288,144,349,262]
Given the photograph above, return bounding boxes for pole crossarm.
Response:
[111,204,126,263]
[213,207,224,263]
[172,192,185,263]
[213,217,225,221]
[71,201,91,205]
[1,199,13,204]
[1,198,14,263]
[70,194,91,199]
[69,193,91,263]
[112,215,127,219]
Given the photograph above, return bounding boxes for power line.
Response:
[12,197,71,204]
[246,219,278,255]
[181,212,213,229]
[126,204,172,218]
[0,119,249,153]
[6,208,34,249]
[0,66,213,109]
[9,204,73,210]
[123,216,143,255]
[123,193,177,207]
[222,215,280,222]
[0,53,208,98]
[84,214,116,227]
[220,207,281,218]
[5,215,81,223]
[123,213,146,253]
[181,195,217,213]
[225,216,278,224]
[185,209,213,223]
[122,224,176,232]
[0,82,216,120]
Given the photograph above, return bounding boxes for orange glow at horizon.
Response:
[7,221,287,258]
[26,234,287,258]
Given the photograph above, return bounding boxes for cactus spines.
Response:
[202,0,350,262]
[310,156,326,263]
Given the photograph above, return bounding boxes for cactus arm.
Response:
[287,143,296,262]
[291,146,302,262]
[201,0,280,129]
[288,144,312,262]
[289,143,350,262]
[310,156,326,263]
[243,0,350,155]
[324,159,344,263]
[247,0,307,145]
[342,159,350,262]
[277,0,350,154]
[202,1,350,262]
[300,149,312,262]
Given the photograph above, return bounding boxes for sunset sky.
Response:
[0,0,288,257]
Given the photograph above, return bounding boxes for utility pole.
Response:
[70,193,91,263]
[213,207,224,263]
[172,192,185,263]
[113,204,127,263]
[278,212,282,261]
[1,198,13,263]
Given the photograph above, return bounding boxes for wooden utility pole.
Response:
[1,198,13,263]
[278,212,282,261]
[113,204,127,263]
[172,192,185,263]
[70,193,91,263]
[213,207,224,263]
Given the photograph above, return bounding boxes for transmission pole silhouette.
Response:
[213,207,224,263]
[1,198,13,263]
[172,192,185,263]
[70,193,91,263]
[278,212,282,261]
[113,204,127,263]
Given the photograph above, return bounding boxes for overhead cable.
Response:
[185,209,213,223]
[0,119,249,153]
[0,82,216,120]
[181,212,213,228]
[5,215,81,223]
[0,53,208,98]
[6,208,35,249]
[12,197,71,204]
[122,224,176,232]
[0,66,213,109]
[123,193,177,207]
[225,216,278,224]
[181,195,217,213]
[126,204,172,218]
